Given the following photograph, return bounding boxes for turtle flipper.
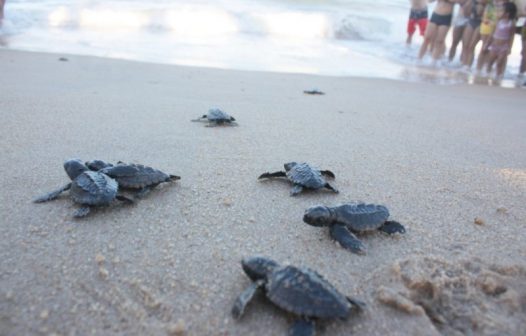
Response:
[290,184,304,196]
[169,175,181,181]
[346,296,367,312]
[324,183,339,193]
[231,280,264,319]
[258,171,287,179]
[191,115,208,122]
[205,121,218,127]
[330,224,366,255]
[33,183,72,203]
[378,220,406,234]
[320,170,335,179]
[289,319,315,336]
[134,187,152,199]
[116,195,134,203]
[73,206,91,218]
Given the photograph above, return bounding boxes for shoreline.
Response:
[1,49,525,335]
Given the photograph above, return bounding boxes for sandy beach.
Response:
[0,49,525,336]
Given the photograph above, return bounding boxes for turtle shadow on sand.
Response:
[258,162,338,196]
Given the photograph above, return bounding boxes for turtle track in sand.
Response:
[376,256,526,336]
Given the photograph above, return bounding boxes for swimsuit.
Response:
[454,11,469,27]
[480,3,496,35]
[407,8,428,36]
[468,0,484,29]
[489,20,514,55]
[430,12,453,26]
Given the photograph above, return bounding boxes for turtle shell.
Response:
[338,203,390,231]
[207,108,233,122]
[286,163,326,189]
[266,265,351,319]
[101,163,171,189]
[70,171,118,206]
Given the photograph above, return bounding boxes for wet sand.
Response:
[0,49,525,336]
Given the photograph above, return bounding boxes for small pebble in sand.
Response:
[222,198,233,207]
[99,267,109,279]
[58,57,68,61]
[40,309,49,320]
[248,217,256,223]
[167,319,186,335]
[496,207,508,214]
[474,217,485,225]
[95,253,105,264]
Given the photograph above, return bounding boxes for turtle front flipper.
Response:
[33,183,72,203]
[320,170,336,179]
[231,279,265,319]
[324,183,339,194]
[205,121,218,127]
[290,184,304,196]
[258,171,286,179]
[116,195,134,203]
[169,175,181,181]
[289,319,315,336]
[378,220,406,234]
[330,224,366,255]
[73,206,91,218]
[191,115,208,122]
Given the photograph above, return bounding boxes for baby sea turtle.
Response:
[34,159,133,217]
[192,108,237,127]
[86,160,180,198]
[303,203,406,255]
[232,256,365,336]
[258,162,338,196]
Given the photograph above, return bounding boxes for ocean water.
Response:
[0,0,522,83]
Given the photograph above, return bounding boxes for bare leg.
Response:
[419,22,438,59]
[476,35,491,72]
[0,0,5,21]
[449,25,465,61]
[460,25,475,65]
[432,25,450,61]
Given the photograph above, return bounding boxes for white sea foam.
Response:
[0,0,522,82]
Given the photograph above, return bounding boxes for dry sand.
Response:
[0,49,525,336]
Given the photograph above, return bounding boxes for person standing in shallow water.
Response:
[0,0,6,24]
[407,0,436,45]
[418,0,467,63]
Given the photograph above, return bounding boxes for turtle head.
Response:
[284,162,298,171]
[85,160,113,171]
[303,205,334,227]
[64,159,88,180]
[230,116,236,121]
[241,257,279,281]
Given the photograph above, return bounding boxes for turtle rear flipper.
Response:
[73,206,91,218]
[232,280,264,319]
[320,170,336,179]
[378,220,406,234]
[116,195,134,203]
[191,115,208,122]
[330,224,366,255]
[290,184,304,196]
[324,183,339,193]
[33,183,72,203]
[289,319,315,336]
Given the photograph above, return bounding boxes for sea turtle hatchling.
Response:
[303,203,406,255]
[34,159,133,217]
[232,256,365,336]
[258,162,338,196]
[86,160,180,198]
[192,108,238,127]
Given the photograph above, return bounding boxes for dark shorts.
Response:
[409,8,428,20]
[430,13,453,27]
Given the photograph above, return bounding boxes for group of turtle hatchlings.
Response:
[34,108,406,336]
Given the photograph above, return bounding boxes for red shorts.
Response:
[408,18,428,36]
